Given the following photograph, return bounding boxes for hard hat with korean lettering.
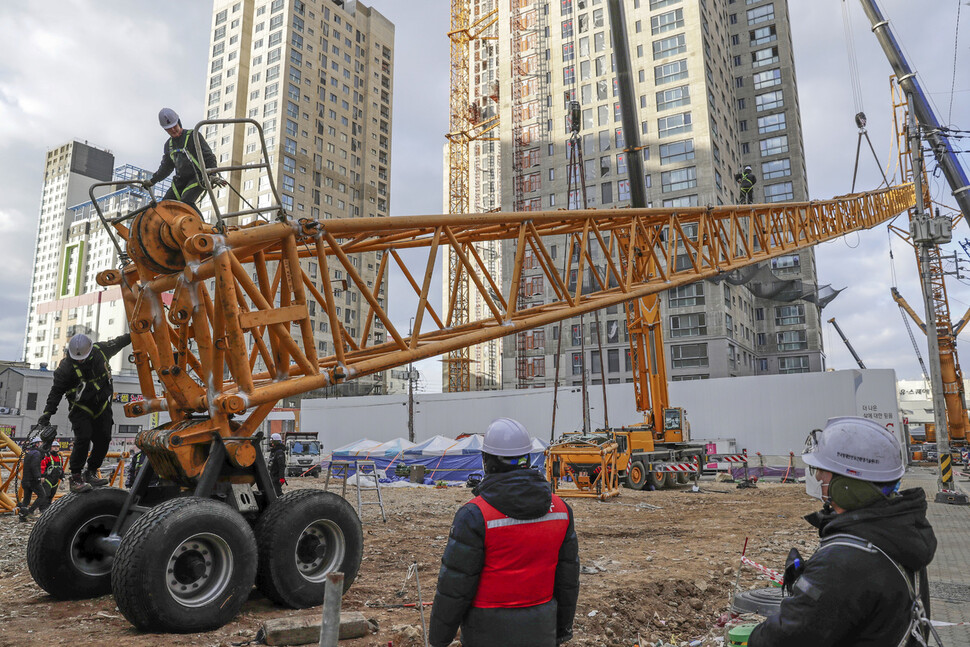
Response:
[158,108,180,130]
[802,416,905,482]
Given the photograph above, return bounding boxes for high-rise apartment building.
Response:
[24,141,139,371]
[476,0,821,390]
[203,0,401,395]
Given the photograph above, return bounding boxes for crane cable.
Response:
[948,0,963,125]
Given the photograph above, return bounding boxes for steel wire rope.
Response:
[949,0,963,124]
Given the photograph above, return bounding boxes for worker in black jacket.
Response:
[749,417,937,647]
[143,108,222,209]
[38,333,132,494]
[268,433,287,496]
[17,438,47,522]
[734,165,757,204]
[429,418,580,647]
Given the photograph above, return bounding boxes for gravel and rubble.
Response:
[0,478,816,647]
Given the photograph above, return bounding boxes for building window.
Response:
[779,356,810,374]
[747,4,775,25]
[764,181,794,202]
[668,282,704,308]
[656,85,690,111]
[752,46,780,67]
[649,0,681,8]
[756,90,784,112]
[571,352,583,376]
[652,34,686,60]
[670,313,706,337]
[760,135,789,157]
[658,112,692,137]
[750,24,778,46]
[26,392,37,410]
[762,158,792,180]
[758,112,787,134]
[753,68,782,90]
[771,254,800,271]
[651,9,684,34]
[777,330,808,352]
[655,59,688,86]
[672,343,709,368]
[662,195,698,207]
[774,304,806,326]
[661,166,697,192]
[659,139,694,165]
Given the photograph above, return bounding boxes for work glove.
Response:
[209,174,228,187]
[37,415,51,427]
[141,179,154,189]
[782,547,805,595]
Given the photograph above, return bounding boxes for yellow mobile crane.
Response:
[22,116,914,633]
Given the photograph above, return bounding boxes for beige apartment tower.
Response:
[203,0,399,396]
[467,0,823,395]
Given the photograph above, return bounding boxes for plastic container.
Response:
[727,623,757,646]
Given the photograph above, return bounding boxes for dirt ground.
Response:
[0,477,818,647]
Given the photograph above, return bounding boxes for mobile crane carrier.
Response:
[23,116,914,633]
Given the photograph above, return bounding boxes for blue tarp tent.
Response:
[330,434,547,481]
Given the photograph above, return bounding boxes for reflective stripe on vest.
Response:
[469,494,570,609]
[167,129,205,190]
[69,347,111,417]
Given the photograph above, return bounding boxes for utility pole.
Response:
[908,107,967,504]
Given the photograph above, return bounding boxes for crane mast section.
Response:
[106,185,915,430]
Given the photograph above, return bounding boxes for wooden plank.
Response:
[238,304,307,330]
[261,611,373,645]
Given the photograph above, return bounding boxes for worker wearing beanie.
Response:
[429,418,579,647]
[749,416,937,647]
[268,432,287,497]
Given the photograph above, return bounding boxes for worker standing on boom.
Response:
[429,418,580,647]
[748,417,937,647]
[734,165,757,204]
[143,108,223,210]
[38,333,132,494]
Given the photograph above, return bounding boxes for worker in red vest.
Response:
[428,418,579,647]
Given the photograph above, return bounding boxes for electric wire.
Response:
[949,0,963,124]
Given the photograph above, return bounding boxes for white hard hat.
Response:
[52,440,61,449]
[482,418,532,457]
[68,334,93,361]
[270,433,283,442]
[802,416,905,482]
[159,108,180,130]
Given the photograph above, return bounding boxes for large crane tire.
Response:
[27,488,130,599]
[254,490,363,608]
[111,497,257,632]
[663,471,677,488]
[646,470,665,489]
[624,461,648,490]
[676,471,692,485]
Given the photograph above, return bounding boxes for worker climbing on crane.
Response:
[747,416,938,647]
[142,108,225,211]
[428,418,580,647]
[734,165,757,204]
[38,332,132,494]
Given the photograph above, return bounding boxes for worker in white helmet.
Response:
[429,418,579,647]
[734,164,757,204]
[268,432,287,496]
[38,332,132,493]
[142,108,223,211]
[748,417,937,647]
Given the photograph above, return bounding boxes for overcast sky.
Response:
[0,1,966,394]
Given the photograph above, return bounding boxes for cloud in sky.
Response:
[0,1,967,394]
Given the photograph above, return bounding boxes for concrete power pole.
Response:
[908,107,967,504]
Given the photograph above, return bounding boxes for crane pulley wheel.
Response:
[128,201,206,275]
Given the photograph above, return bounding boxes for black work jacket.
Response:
[149,129,217,190]
[268,446,286,480]
[749,488,937,647]
[735,170,757,190]
[22,447,43,482]
[428,469,580,647]
[43,334,131,422]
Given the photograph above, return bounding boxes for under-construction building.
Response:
[203,0,403,396]
[23,142,167,373]
[474,0,823,391]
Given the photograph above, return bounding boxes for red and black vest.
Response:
[469,494,570,609]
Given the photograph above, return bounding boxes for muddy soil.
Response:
[0,478,817,647]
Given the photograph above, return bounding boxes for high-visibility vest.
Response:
[469,494,570,609]
[166,129,205,197]
[67,347,112,418]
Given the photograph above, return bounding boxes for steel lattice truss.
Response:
[102,185,914,441]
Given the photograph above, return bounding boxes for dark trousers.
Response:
[69,409,113,474]
[163,183,205,213]
[21,480,50,514]
[740,189,754,204]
